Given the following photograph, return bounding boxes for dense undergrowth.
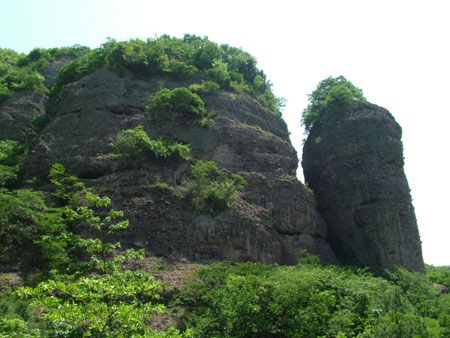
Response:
[178,262,450,337]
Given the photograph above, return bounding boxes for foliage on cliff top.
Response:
[0,45,89,105]
[50,35,283,116]
[302,76,367,132]
[0,49,46,104]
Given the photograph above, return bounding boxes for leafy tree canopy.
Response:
[301,75,366,132]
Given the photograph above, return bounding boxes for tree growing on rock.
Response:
[301,76,366,132]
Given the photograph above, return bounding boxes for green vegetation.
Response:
[0,140,25,187]
[179,262,450,338]
[147,87,213,125]
[302,76,367,132]
[188,80,220,95]
[3,35,284,133]
[179,160,246,214]
[0,161,190,337]
[0,48,47,104]
[49,35,283,116]
[426,265,450,288]
[113,125,191,161]
[17,45,90,72]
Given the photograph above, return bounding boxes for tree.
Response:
[12,164,189,337]
[301,76,366,132]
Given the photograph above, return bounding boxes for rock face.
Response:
[302,102,424,273]
[15,65,337,265]
[0,91,45,142]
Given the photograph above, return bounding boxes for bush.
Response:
[179,160,246,214]
[0,188,56,272]
[148,87,211,123]
[16,270,165,337]
[426,265,450,288]
[17,46,90,72]
[206,60,231,88]
[0,49,47,104]
[0,140,25,188]
[302,76,366,132]
[189,80,220,95]
[113,125,191,161]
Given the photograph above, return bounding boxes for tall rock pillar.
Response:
[302,102,424,273]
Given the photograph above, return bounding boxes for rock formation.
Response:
[1,41,426,272]
[302,102,424,273]
[6,64,337,265]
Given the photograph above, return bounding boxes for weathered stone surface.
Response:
[0,57,72,142]
[24,67,338,264]
[302,102,424,273]
[0,91,45,142]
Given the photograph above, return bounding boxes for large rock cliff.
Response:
[1,40,426,272]
[7,64,337,265]
[302,102,424,273]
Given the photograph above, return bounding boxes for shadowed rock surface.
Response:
[14,64,337,265]
[0,91,45,142]
[302,102,424,273]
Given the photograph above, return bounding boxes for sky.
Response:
[1,0,449,265]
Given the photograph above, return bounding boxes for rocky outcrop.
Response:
[18,65,337,264]
[0,91,45,142]
[0,58,71,143]
[302,102,424,273]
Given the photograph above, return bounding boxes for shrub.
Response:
[0,140,24,167]
[16,270,165,337]
[302,76,366,132]
[426,265,450,288]
[0,140,25,188]
[17,46,90,72]
[0,68,46,104]
[0,49,47,104]
[113,125,191,161]
[184,34,221,70]
[189,80,220,95]
[147,87,211,122]
[0,188,56,271]
[206,60,231,88]
[179,160,246,214]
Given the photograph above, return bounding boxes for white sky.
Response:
[1,0,449,265]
